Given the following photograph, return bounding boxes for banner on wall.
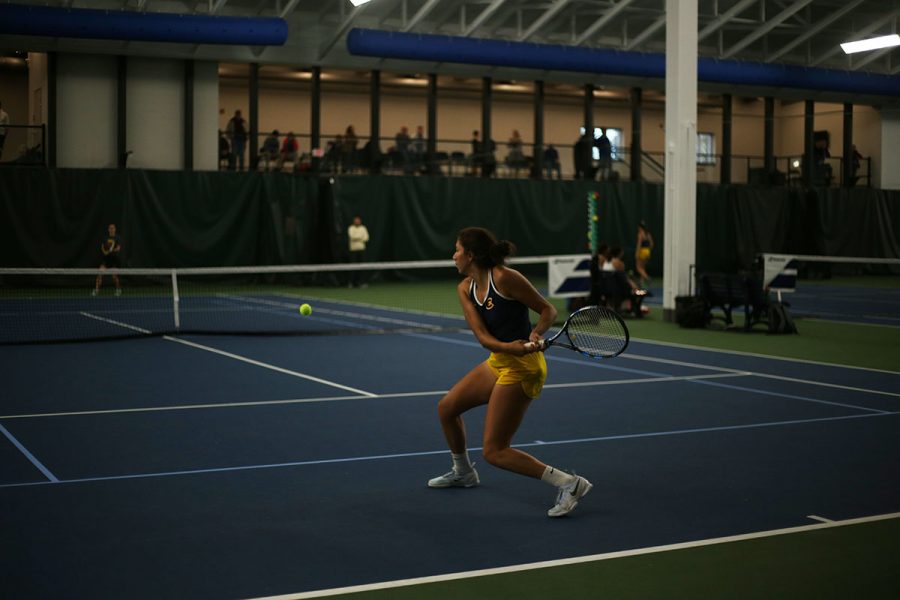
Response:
[548,254,592,298]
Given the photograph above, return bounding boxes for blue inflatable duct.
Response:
[0,3,288,46]
[347,28,900,98]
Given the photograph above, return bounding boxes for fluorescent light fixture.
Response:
[840,34,900,54]
[350,0,373,6]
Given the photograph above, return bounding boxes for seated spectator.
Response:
[277,132,300,171]
[594,245,647,316]
[260,130,280,171]
[543,144,561,180]
[505,129,526,177]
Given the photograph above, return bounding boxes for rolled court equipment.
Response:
[0,257,556,344]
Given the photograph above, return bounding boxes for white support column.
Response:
[663,0,698,319]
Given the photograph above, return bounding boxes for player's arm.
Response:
[456,278,526,355]
[494,267,557,345]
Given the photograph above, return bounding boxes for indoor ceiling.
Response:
[3,0,899,103]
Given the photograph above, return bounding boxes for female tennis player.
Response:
[427,227,592,517]
[635,220,654,287]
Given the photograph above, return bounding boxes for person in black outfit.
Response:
[93,223,123,296]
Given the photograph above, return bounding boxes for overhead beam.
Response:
[852,45,894,71]
[766,0,865,63]
[402,0,441,32]
[518,0,572,42]
[625,14,665,50]
[464,0,506,37]
[279,0,301,18]
[697,0,756,42]
[574,0,636,46]
[810,11,898,67]
[721,0,813,59]
[318,2,372,60]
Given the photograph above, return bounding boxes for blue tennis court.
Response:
[2,296,898,599]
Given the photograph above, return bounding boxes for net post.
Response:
[171,270,181,331]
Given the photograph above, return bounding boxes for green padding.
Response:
[2,168,898,271]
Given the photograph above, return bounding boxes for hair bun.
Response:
[489,240,517,264]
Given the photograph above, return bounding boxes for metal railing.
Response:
[215,131,873,188]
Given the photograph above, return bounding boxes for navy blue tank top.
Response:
[469,269,532,343]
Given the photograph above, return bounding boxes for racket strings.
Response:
[565,308,629,357]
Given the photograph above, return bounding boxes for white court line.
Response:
[80,311,376,397]
[0,372,751,420]
[0,422,58,483]
[249,511,900,600]
[807,515,834,523]
[630,336,900,376]
[80,311,151,334]
[411,332,896,413]
[161,336,376,397]
[750,372,900,399]
[1,410,895,489]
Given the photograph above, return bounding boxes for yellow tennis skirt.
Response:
[637,247,651,262]
[486,351,548,399]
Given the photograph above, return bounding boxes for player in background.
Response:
[93,223,123,296]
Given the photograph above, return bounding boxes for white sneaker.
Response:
[91,289,98,296]
[547,475,592,517]
[115,288,122,296]
[427,467,479,488]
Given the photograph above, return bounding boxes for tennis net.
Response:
[0,257,561,344]
[761,253,900,324]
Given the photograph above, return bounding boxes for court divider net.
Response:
[0,257,554,344]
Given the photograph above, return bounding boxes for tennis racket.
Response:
[526,305,629,359]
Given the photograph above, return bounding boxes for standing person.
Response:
[635,221,654,287]
[347,215,369,288]
[469,130,482,176]
[0,100,9,160]
[92,223,123,296]
[573,133,591,179]
[342,125,358,173]
[394,126,411,173]
[596,127,612,181]
[410,125,427,172]
[428,227,592,518]
[226,110,247,171]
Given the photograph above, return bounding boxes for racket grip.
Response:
[525,340,546,352]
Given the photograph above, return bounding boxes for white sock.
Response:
[451,451,473,473]
[541,466,576,488]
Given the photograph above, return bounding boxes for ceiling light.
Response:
[350,0,373,6]
[840,34,900,54]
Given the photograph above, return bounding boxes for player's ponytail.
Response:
[488,239,517,266]
[457,227,516,268]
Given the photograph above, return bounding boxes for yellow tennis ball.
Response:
[299,303,312,316]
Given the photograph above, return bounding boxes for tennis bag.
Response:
[768,301,798,334]
[675,296,710,328]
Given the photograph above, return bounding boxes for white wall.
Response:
[56,54,118,169]
[193,61,219,171]
[126,57,184,170]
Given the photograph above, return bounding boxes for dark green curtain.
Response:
[1,168,897,273]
